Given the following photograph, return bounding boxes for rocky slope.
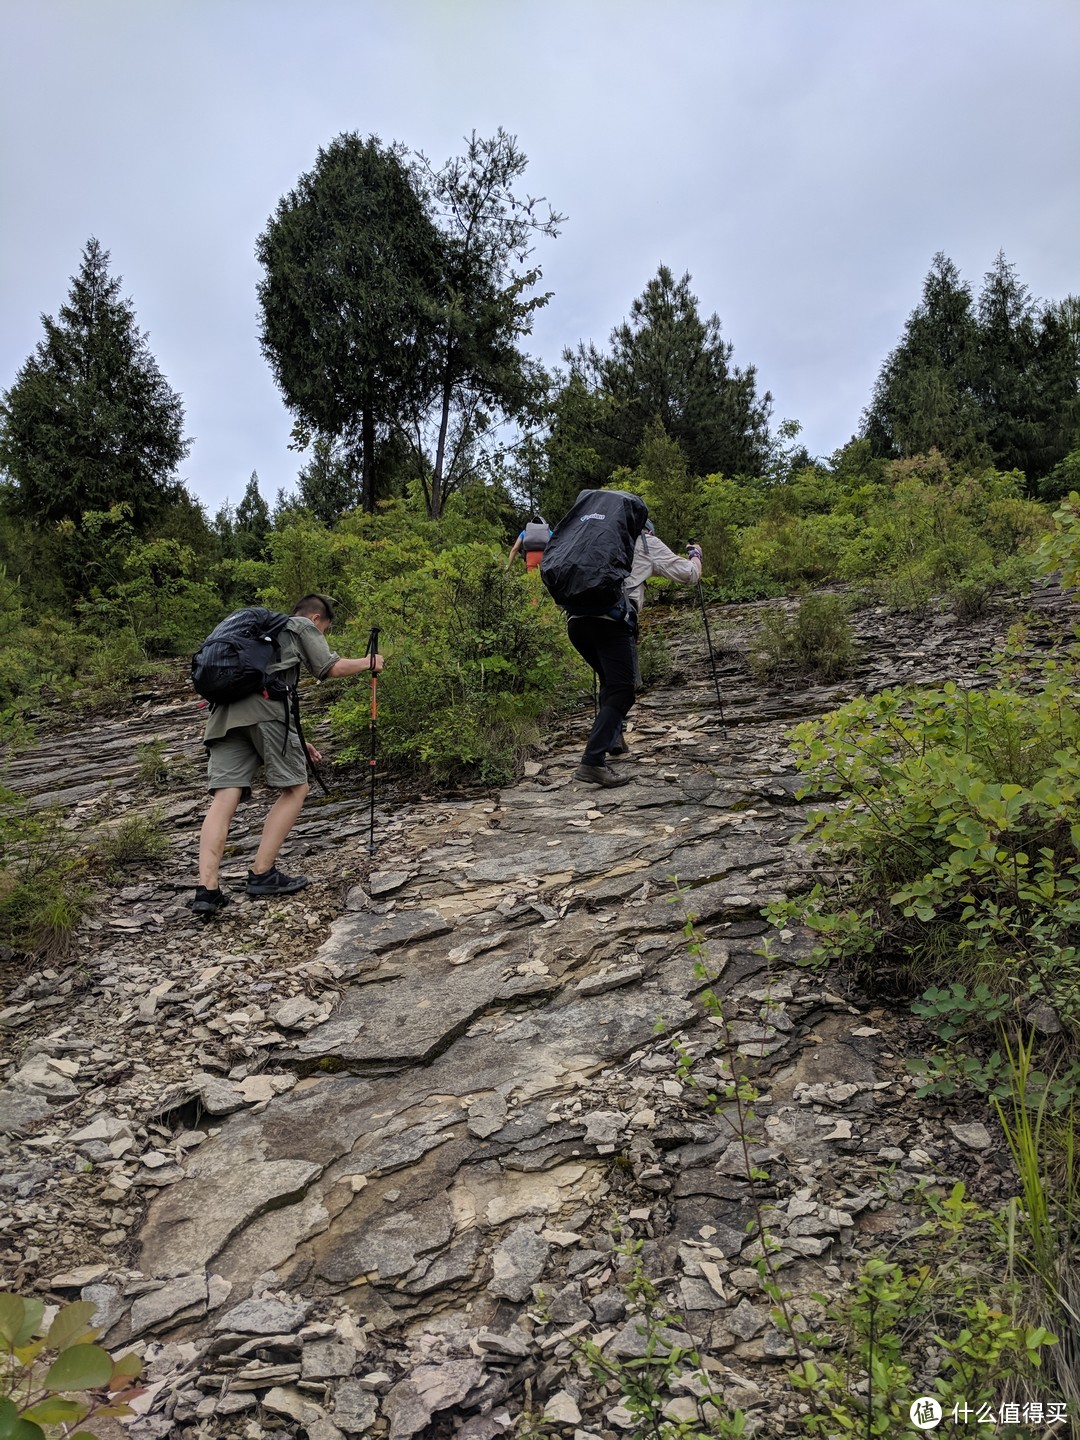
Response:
[1,584,1075,1438]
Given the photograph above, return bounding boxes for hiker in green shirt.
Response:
[191,594,383,916]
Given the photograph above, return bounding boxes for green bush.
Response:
[1035,490,1080,586]
[792,1244,1057,1436]
[729,454,1050,607]
[773,670,1080,1025]
[739,510,862,587]
[749,593,856,683]
[331,542,580,785]
[0,792,92,961]
[135,738,188,789]
[849,460,1048,609]
[636,623,673,687]
[94,811,168,871]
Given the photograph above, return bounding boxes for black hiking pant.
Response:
[567,613,637,765]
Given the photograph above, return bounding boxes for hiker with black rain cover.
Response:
[189,593,384,915]
[541,490,701,788]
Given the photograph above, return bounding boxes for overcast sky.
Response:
[2,0,1078,514]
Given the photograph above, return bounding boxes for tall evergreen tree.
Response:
[294,437,361,525]
[863,253,986,465]
[235,470,270,558]
[976,252,1078,481]
[864,252,1079,486]
[539,372,616,520]
[566,266,772,480]
[406,130,563,518]
[0,238,189,528]
[256,134,442,512]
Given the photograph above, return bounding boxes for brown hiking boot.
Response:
[574,763,631,788]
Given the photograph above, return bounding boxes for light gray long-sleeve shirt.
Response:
[624,532,701,612]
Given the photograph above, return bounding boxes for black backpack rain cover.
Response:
[191,606,292,707]
[540,489,649,614]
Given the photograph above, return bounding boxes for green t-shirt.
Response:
[202,616,341,742]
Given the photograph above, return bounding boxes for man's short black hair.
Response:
[292,593,336,623]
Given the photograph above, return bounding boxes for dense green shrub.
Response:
[94,811,168,872]
[331,540,580,784]
[838,459,1047,608]
[774,670,1080,1026]
[749,593,857,683]
[739,510,863,586]
[0,791,91,960]
[723,454,1049,607]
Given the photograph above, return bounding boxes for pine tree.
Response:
[632,419,703,549]
[976,253,1078,482]
[863,253,986,464]
[294,438,361,526]
[235,471,271,559]
[0,239,189,528]
[864,252,1079,486]
[567,266,772,481]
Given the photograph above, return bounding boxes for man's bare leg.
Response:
[198,788,243,889]
[251,783,310,876]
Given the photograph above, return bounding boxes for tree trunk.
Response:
[428,374,454,520]
[361,409,376,514]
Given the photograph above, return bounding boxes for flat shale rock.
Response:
[2,592,1055,1438]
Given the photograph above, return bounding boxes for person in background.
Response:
[569,525,702,786]
[190,594,383,915]
[507,517,552,571]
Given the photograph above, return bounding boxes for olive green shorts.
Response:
[205,721,308,794]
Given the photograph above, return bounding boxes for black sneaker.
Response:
[189,886,231,917]
[574,763,631,789]
[246,866,310,898]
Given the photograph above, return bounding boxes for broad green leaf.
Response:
[110,1350,143,1383]
[46,1302,98,1352]
[0,1295,25,1347]
[0,1414,45,1440]
[12,1300,43,1349]
[44,1342,113,1391]
[23,1398,86,1426]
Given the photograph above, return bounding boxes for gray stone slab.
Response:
[332,1381,379,1435]
[317,908,452,969]
[316,1197,454,1285]
[140,1158,322,1275]
[129,1273,208,1336]
[292,954,523,1067]
[0,1087,54,1135]
[488,1225,550,1301]
[213,1295,309,1335]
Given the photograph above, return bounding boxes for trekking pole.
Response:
[696,581,727,733]
[367,626,379,855]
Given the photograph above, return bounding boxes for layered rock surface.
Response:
[1,586,1073,1437]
